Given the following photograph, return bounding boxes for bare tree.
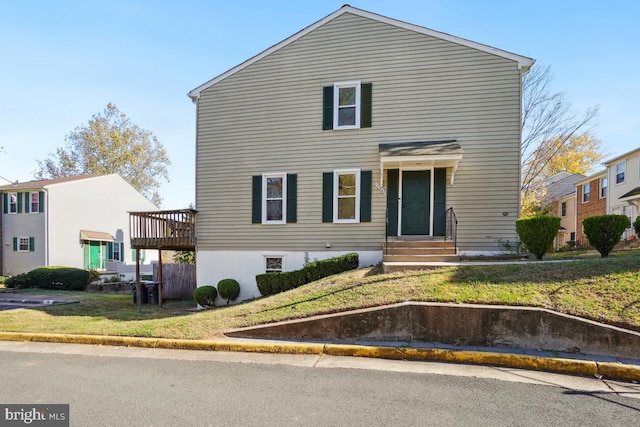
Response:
[521,65,599,198]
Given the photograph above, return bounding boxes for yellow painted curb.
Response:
[596,362,640,383]
[1,332,637,382]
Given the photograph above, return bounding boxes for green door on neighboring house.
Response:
[83,241,107,269]
[401,170,431,235]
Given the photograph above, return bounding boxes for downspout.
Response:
[44,189,49,266]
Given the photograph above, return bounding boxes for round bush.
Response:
[633,216,640,236]
[217,279,240,304]
[515,215,561,260]
[583,214,630,258]
[193,285,218,308]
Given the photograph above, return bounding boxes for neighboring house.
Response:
[188,5,534,300]
[603,148,640,241]
[0,174,158,277]
[574,170,607,245]
[539,172,585,248]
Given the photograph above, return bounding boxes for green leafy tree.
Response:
[35,103,170,206]
[515,215,561,260]
[583,215,630,258]
[173,251,195,264]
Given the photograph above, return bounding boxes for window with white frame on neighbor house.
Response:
[561,202,567,217]
[582,183,590,203]
[600,177,608,198]
[616,161,626,184]
[15,236,32,252]
[9,193,17,213]
[29,192,39,213]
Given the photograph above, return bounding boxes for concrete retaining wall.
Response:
[226,302,640,360]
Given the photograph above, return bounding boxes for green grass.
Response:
[1,252,639,339]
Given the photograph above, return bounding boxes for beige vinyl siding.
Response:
[195,12,523,252]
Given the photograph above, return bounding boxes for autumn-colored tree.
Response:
[35,103,170,206]
[520,64,600,209]
[541,133,604,177]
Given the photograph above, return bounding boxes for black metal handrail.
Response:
[445,207,458,249]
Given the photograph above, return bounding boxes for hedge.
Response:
[256,253,359,296]
[5,266,90,291]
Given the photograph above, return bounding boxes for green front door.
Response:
[84,241,107,270]
[401,170,431,235]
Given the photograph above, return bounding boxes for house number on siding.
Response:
[375,181,387,196]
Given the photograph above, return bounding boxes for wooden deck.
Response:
[129,209,196,250]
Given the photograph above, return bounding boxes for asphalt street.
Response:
[1,341,639,426]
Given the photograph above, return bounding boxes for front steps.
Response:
[382,239,459,273]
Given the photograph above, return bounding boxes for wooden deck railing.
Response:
[129,209,196,250]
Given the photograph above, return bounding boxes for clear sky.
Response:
[1,1,638,208]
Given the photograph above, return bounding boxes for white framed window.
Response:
[29,192,39,213]
[582,183,590,203]
[9,192,17,214]
[262,173,287,224]
[600,177,608,198]
[113,242,121,261]
[333,81,361,129]
[17,236,31,252]
[616,161,626,184]
[265,256,284,273]
[333,169,360,223]
[561,201,567,217]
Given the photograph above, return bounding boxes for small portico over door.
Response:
[379,140,463,237]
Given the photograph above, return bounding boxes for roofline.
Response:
[573,169,607,186]
[187,5,535,102]
[0,174,110,191]
[603,147,640,166]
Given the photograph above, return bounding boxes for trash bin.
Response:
[146,281,159,305]
[132,283,149,304]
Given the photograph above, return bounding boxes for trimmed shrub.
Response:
[5,273,33,289]
[633,216,640,236]
[217,279,241,304]
[5,267,90,291]
[515,215,561,260]
[583,214,630,258]
[256,253,359,296]
[193,285,217,308]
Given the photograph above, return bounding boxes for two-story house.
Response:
[538,172,585,248]
[0,174,158,277]
[574,170,608,245]
[603,148,640,240]
[189,5,534,300]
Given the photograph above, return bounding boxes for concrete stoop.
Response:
[382,239,459,272]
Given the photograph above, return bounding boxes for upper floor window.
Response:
[9,193,17,214]
[600,177,608,198]
[616,161,626,184]
[323,82,372,130]
[29,192,39,213]
[582,183,590,203]
[561,201,567,217]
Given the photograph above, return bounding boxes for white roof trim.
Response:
[187,5,534,102]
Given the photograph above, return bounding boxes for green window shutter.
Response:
[17,192,22,213]
[29,237,35,252]
[141,249,146,262]
[360,83,372,128]
[108,242,114,261]
[2,193,7,214]
[252,175,262,224]
[120,243,124,261]
[39,191,45,213]
[322,86,334,130]
[131,249,136,262]
[360,170,372,222]
[13,237,17,251]
[286,173,297,223]
[322,172,333,222]
[433,168,447,236]
[386,169,399,236]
